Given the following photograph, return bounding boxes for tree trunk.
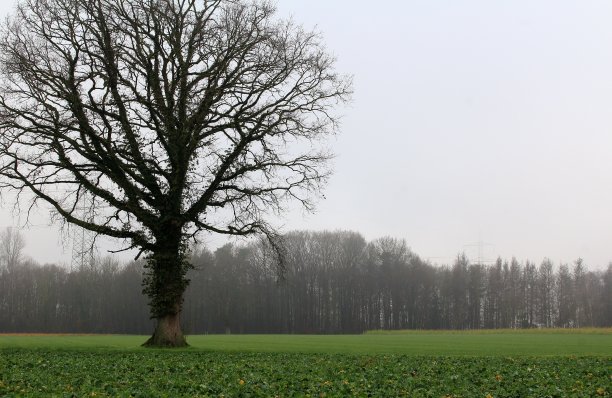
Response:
[142,228,191,348]
[143,311,187,347]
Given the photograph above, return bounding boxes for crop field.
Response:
[0,330,611,397]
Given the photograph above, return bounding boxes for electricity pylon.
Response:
[70,193,98,271]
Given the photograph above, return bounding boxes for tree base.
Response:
[142,335,188,348]
[142,313,188,348]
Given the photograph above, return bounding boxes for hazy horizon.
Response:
[1,0,611,270]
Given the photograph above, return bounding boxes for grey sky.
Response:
[1,0,611,269]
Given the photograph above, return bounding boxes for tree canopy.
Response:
[0,0,350,346]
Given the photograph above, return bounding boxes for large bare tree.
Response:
[0,0,350,346]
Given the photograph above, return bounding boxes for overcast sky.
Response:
[1,0,611,269]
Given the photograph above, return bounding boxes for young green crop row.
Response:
[0,350,609,397]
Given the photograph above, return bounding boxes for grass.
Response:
[366,327,612,335]
[0,330,610,397]
[1,329,611,356]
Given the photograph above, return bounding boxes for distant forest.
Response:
[0,230,610,334]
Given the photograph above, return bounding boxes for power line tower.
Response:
[70,194,98,271]
[464,239,495,265]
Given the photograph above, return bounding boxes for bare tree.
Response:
[0,227,25,273]
[0,0,350,346]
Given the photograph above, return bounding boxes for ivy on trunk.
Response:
[142,236,191,347]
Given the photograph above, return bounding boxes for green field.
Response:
[1,329,611,356]
[1,330,611,397]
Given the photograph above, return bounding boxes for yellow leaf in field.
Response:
[596,387,605,396]
[239,379,245,386]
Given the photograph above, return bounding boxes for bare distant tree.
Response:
[0,227,25,272]
[0,0,350,346]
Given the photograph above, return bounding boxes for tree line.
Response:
[1,229,610,333]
